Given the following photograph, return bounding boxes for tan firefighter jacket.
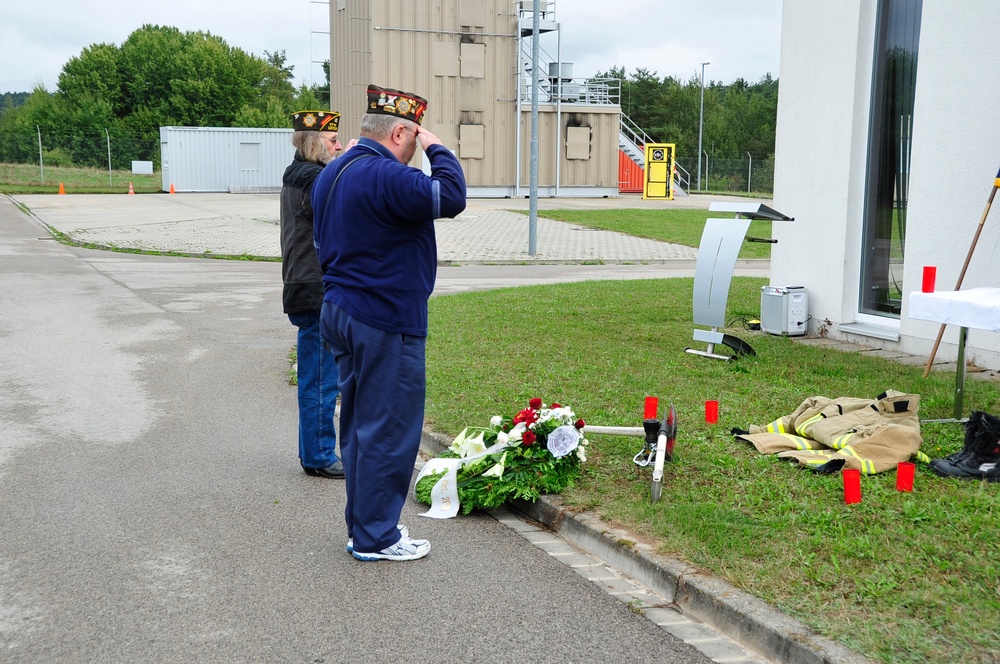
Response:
[736,390,929,474]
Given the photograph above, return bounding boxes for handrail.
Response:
[517,30,620,106]
[518,77,621,105]
[674,162,691,190]
[618,111,693,192]
[619,111,656,148]
[517,0,556,19]
[518,38,559,72]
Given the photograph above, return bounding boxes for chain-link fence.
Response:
[676,154,774,195]
[0,129,160,172]
[3,129,778,196]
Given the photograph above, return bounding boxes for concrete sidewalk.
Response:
[12,191,754,264]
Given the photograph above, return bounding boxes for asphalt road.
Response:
[0,196,714,663]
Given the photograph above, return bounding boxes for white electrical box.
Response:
[760,286,808,336]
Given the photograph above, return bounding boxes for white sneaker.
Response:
[352,535,431,562]
[346,524,427,553]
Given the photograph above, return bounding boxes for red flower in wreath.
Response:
[529,397,543,410]
[522,431,537,445]
[513,408,539,426]
[550,402,562,409]
[574,418,585,429]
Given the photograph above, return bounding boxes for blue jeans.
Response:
[288,311,339,468]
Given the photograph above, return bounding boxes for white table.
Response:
[908,287,1000,418]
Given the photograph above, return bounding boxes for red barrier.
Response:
[618,150,644,193]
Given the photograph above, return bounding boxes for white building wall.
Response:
[773,1,1000,369]
[898,3,1000,367]
[772,1,877,335]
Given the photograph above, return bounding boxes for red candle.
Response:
[842,468,861,504]
[896,461,915,492]
[705,400,719,424]
[643,396,658,420]
[921,266,937,293]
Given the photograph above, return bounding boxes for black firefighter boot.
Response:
[930,411,1000,482]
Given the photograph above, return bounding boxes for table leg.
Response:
[954,326,968,420]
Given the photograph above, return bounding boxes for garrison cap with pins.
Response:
[290,110,341,132]
[365,84,428,125]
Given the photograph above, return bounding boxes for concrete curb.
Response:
[419,428,872,664]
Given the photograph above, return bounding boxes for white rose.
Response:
[549,407,575,423]
[490,415,503,427]
[546,425,580,459]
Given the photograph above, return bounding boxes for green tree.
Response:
[0,91,32,114]
[235,96,290,128]
[601,66,778,188]
[318,60,331,106]
[0,24,308,166]
[261,49,296,107]
[292,85,323,112]
[58,43,122,114]
[0,85,68,165]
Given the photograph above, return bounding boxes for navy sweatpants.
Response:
[320,301,426,553]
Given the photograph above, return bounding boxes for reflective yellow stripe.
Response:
[765,418,786,434]
[777,433,818,450]
[830,433,854,450]
[795,413,825,436]
[914,450,931,464]
[838,446,877,474]
[839,444,860,459]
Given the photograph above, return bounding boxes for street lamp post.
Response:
[697,61,709,191]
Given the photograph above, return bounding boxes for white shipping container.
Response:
[159,126,295,193]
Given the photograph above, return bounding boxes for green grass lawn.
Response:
[0,162,162,194]
[425,276,1000,664]
[536,208,773,259]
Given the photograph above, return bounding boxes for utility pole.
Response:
[528,2,540,256]
[697,62,709,191]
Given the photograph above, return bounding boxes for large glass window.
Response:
[860,0,922,317]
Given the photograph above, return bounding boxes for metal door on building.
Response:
[642,143,675,200]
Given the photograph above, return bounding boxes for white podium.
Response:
[686,202,793,360]
[908,287,1000,419]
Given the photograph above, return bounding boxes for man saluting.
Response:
[312,84,467,562]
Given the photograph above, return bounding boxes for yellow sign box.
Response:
[642,143,675,200]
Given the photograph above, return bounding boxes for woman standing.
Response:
[279,110,346,478]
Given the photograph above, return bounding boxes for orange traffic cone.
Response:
[58,182,65,195]
[128,182,135,195]
[169,183,175,194]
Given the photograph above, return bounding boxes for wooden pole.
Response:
[922,166,1000,377]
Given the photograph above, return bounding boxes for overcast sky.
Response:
[1,0,782,94]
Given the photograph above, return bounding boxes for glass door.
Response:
[859,0,922,318]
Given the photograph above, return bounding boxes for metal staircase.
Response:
[619,113,651,168]
[618,112,690,195]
